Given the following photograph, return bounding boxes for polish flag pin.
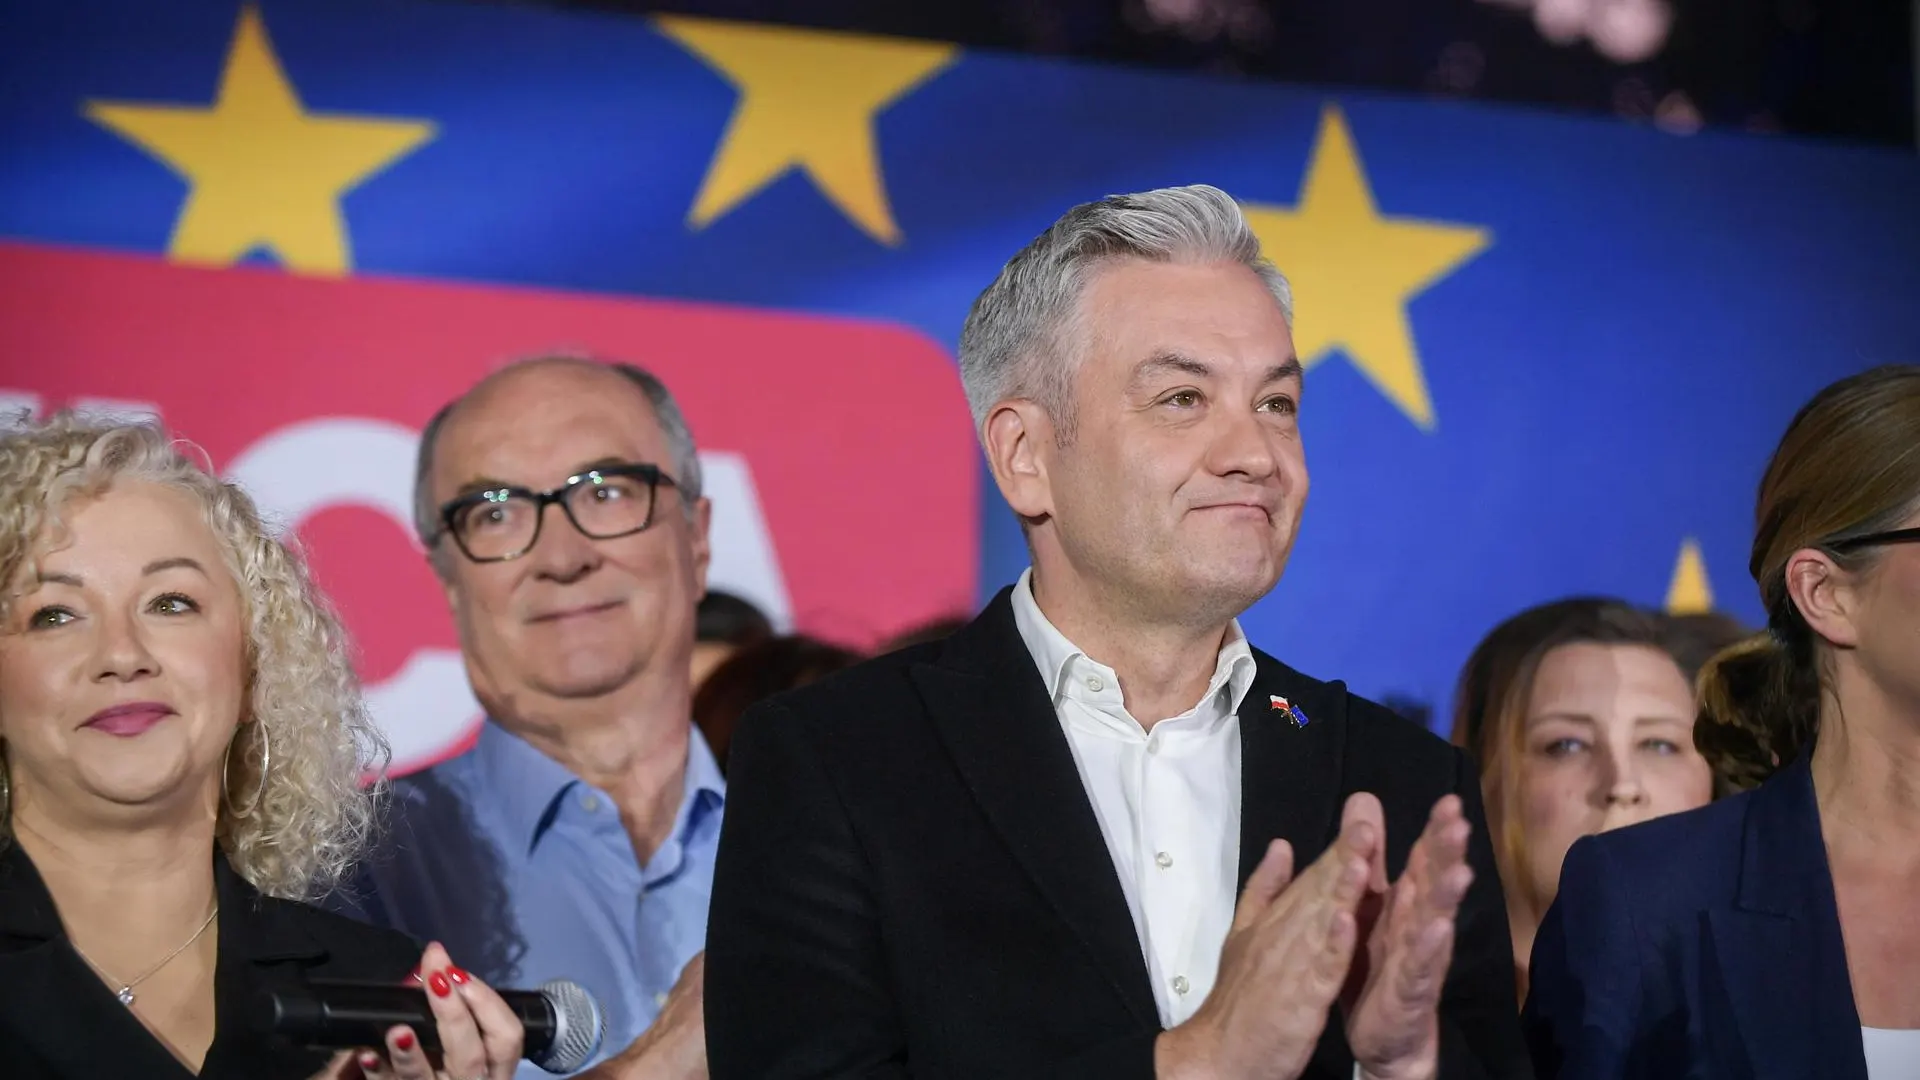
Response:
[1271,695,1309,728]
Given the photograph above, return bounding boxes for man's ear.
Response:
[688,496,713,597]
[983,401,1057,524]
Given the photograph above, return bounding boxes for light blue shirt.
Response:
[332,721,725,1076]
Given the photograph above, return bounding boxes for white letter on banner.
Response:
[225,418,481,773]
[71,397,163,424]
[698,450,794,632]
[0,393,159,425]
[0,391,44,419]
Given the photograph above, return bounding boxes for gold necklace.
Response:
[69,904,219,1007]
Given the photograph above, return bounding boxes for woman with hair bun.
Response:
[1524,365,1920,1079]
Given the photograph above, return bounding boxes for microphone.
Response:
[259,978,604,1074]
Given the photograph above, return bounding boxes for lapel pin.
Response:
[1270,695,1309,729]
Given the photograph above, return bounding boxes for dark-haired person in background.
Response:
[1659,609,1753,687]
[874,614,970,655]
[692,635,861,772]
[1449,597,1712,1001]
[690,592,771,695]
[1525,365,1920,1079]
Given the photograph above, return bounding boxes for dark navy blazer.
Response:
[1522,752,1868,1080]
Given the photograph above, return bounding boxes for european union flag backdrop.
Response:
[4,0,1917,758]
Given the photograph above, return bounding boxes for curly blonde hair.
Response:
[0,412,389,900]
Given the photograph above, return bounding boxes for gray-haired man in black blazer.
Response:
[704,185,1529,1080]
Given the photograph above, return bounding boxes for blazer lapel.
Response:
[0,845,194,1078]
[200,856,333,1077]
[1708,755,1867,1080]
[912,589,1160,1029]
[1706,908,1813,1080]
[1236,656,1359,1077]
[1236,653,1346,888]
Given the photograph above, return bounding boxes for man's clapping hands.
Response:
[1156,793,1475,1080]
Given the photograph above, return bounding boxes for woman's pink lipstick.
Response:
[83,702,176,737]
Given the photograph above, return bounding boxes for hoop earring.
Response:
[222,723,271,819]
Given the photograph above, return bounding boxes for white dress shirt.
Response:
[1863,1027,1920,1080]
[1011,569,1255,1028]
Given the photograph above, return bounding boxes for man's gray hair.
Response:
[411,356,704,552]
[956,184,1292,442]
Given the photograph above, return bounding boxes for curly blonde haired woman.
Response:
[0,415,523,1080]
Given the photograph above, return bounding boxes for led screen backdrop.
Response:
[4,0,1916,767]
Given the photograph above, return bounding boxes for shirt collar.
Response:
[472,721,582,855]
[471,719,728,856]
[676,725,728,837]
[1009,567,1258,716]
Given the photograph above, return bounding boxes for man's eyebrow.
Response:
[1127,351,1212,390]
[572,457,636,476]
[1263,357,1304,386]
[447,476,516,501]
[1126,353,1304,392]
[446,459,640,501]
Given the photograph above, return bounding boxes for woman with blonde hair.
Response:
[1525,365,1920,1078]
[0,414,523,1079]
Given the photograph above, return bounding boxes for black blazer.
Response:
[1523,752,1867,1079]
[0,842,420,1079]
[705,588,1529,1079]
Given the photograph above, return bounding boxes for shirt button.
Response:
[1172,975,1190,995]
[1155,851,1173,870]
[655,991,669,1008]
[1086,675,1104,692]
[581,795,601,813]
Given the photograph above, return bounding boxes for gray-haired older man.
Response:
[336,357,715,1079]
[704,187,1527,1079]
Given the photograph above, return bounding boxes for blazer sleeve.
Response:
[704,700,1163,1080]
[1434,748,1534,1080]
[705,699,911,1079]
[1521,836,1644,1080]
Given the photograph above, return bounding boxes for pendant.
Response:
[116,987,135,1006]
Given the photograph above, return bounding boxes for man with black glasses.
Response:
[335,356,716,1080]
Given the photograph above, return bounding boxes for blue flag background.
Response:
[4,0,1918,730]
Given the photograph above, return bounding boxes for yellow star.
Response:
[83,6,435,276]
[656,16,957,245]
[1666,537,1715,614]
[1243,104,1491,429]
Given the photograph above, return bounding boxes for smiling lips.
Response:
[83,701,177,737]
[528,599,624,624]
[1194,500,1275,520]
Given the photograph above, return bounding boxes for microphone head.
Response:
[534,978,603,1074]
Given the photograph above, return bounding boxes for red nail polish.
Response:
[359,1051,381,1069]
[449,966,470,985]
[428,972,452,997]
[394,1030,416,1051]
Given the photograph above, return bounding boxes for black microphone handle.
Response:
[262,980,558,1057]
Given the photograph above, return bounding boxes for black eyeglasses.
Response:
[1829,527,1920,554]
[434,463,679,564]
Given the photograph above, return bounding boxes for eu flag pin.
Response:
[1271,695,1309,728]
